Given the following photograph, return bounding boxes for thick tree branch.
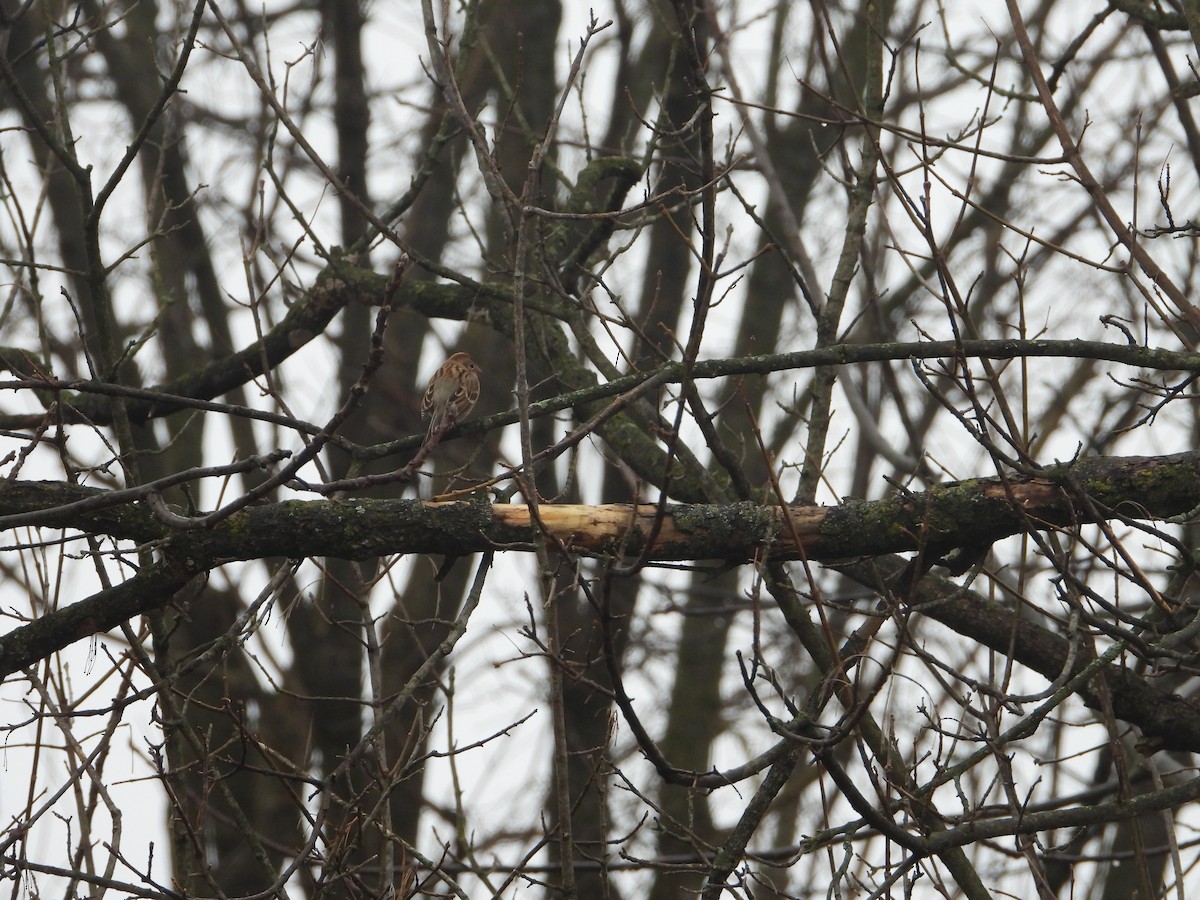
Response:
[0,449,1191,560]
[1,450,1197,678]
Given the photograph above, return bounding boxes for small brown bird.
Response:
[421,351,482,445]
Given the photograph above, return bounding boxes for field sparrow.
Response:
[421,351,482,445]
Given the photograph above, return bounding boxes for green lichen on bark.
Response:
[1056,452,1200,516]
[816,452,1200,561]
[670,500,780,558]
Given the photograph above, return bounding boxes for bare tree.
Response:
[5,1,1200,897]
